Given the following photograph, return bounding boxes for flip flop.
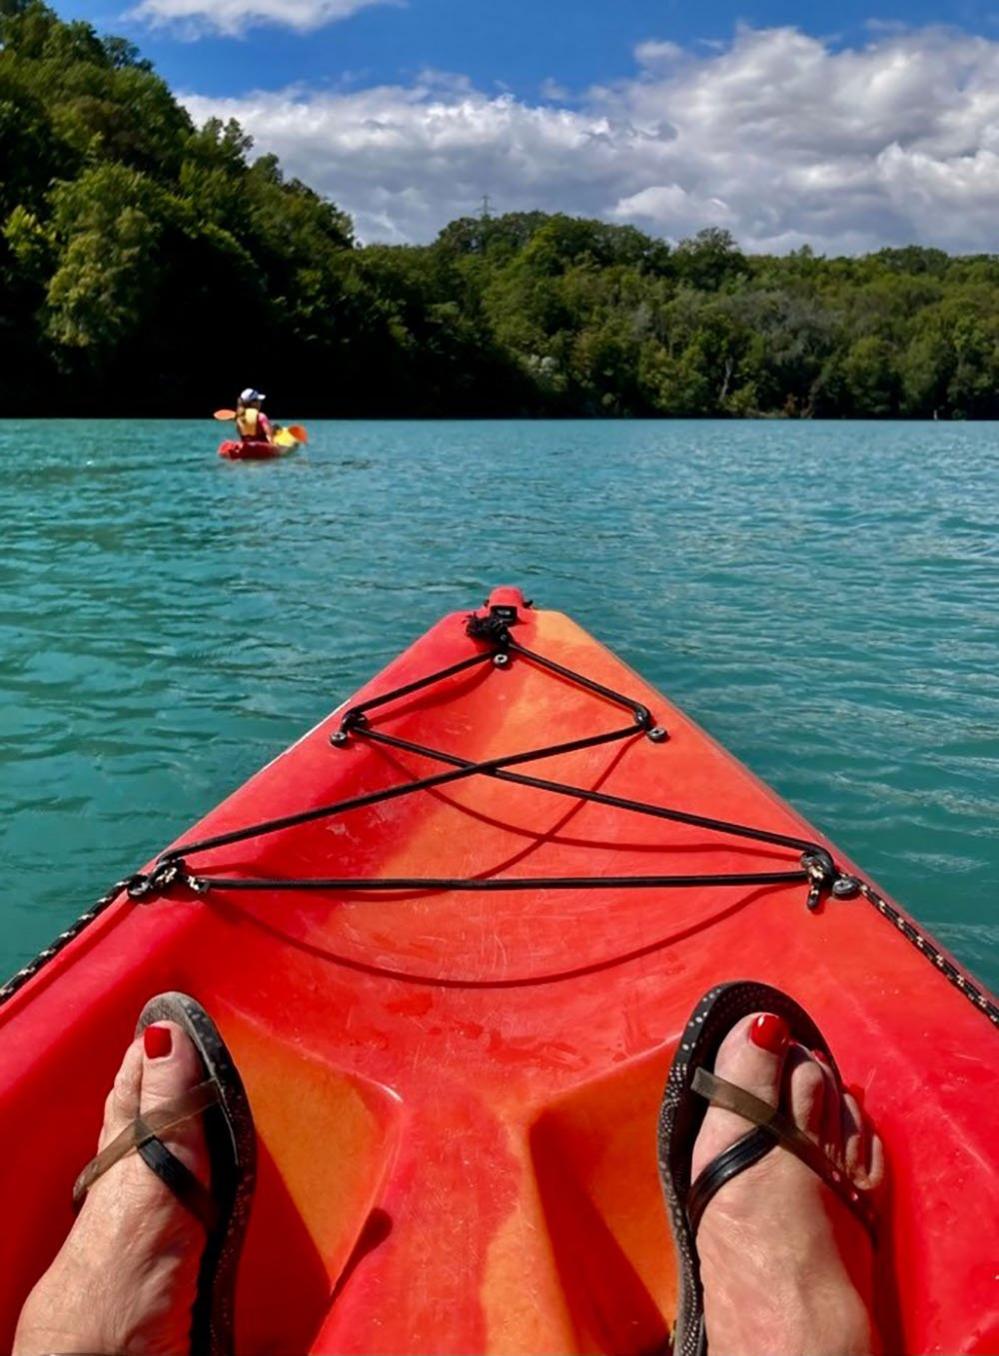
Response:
[658,981,876,1356]
[72,992,256,1356]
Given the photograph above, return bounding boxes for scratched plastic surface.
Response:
[0,591,996,1353]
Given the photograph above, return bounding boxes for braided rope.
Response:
[857,881,999,1026]
[0,876,136,1006]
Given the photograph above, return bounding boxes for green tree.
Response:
[842,336,900,416]
[44,165,164,352]
[674,228,748,292]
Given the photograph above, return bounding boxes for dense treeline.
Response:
[4,0,999,417]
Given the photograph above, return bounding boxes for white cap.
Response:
[239,388,266,402]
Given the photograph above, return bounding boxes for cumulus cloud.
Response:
[181,25,999,250]
[634,40,684,66]
[132,0,392,37]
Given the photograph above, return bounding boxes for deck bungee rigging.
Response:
[3,592,996,1027]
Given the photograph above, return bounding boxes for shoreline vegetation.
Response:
[4,2,999,420]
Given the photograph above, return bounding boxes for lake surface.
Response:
[2,419,997,992]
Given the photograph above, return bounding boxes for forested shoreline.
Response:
[4,0,999,419]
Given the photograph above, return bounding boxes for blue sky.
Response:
[67,0,999,98]
[58,0,999,251]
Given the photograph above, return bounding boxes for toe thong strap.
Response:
[72,1078,220,1231]
[687,1068,875,1238]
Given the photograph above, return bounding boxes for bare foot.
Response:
[692,1012,884,1356]
[15,1021,210,1355]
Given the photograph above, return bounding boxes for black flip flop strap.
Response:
[687,1068,875,1237]
[135,1133,219,1232]
[72,1078,220,1232]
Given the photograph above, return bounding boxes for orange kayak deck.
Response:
[0,587,996,1353]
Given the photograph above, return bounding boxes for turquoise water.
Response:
[2,419,997,992]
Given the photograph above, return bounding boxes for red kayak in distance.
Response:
[218,438,290,461]
[0,586,995,1353]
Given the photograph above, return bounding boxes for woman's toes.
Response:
[787,1046,826,1141]
[842,1092,865,1178]
[691,1011,789,1180]
[865,1125,886,1191]
[140,1021,200,1102]
[139,1022,208,1181]
[99,1037,143,1151]
[813,1052,845,1164]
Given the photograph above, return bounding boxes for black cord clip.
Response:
[127,857,188,900]
[331,710,368,746]
[466,612,513,648]
[801,849,835,910]
[800,849,861,910]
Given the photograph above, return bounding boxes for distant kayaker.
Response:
[234,388,273,444]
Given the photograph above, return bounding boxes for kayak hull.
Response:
[218,438,289,460]
[0,588,995,1353]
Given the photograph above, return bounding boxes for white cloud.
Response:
[132,0,394,36]
[181,24,999,251]
[613,184,734,228]
[539,77,569,102]
[634,40,683,66]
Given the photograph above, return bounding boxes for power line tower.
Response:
[480,193,492,220]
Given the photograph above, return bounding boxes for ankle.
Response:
[703,1265,877,1356]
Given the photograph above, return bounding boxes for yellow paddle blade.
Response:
[213,409,236,420]
[273,428,298,448]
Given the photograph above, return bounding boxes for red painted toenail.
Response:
[748,1013,788,1054]
[143,1024,172,1059]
